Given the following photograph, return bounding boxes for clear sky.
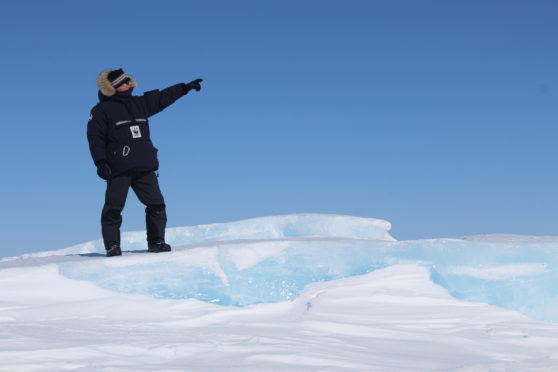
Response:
[0,0,556,257]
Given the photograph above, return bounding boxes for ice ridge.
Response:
[4,214,558,323]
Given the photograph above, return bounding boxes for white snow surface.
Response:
[1,214,558,371]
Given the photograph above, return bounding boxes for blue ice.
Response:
[51,214,558,322]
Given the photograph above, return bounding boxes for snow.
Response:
[1,214,558,371]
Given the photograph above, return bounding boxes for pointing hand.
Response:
[185,78,203,92]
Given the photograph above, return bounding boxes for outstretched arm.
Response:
[142,78,203,117]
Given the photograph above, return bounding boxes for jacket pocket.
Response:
[109,141,159,174]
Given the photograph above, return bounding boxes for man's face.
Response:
[116,79,133,92]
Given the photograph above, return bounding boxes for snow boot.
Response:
[106,244,122,257]
[148,240,172,253]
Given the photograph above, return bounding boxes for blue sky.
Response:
[1,0,556,257]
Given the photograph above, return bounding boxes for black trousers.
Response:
[101,171,167,250]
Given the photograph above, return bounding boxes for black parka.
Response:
[87,84,190,178]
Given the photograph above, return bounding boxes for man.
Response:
[87,68,202,257]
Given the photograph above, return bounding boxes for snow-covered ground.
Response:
[1,214,558,371]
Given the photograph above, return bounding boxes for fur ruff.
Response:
[97,69,137,96]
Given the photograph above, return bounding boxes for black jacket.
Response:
[87,84,190,178]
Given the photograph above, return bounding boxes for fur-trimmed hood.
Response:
[97,69,137,97]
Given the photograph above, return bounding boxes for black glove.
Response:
[96,161,112,180]
[184,78,203,92]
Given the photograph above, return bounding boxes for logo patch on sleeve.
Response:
[130,125,142,138]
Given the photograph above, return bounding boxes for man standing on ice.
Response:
[87,69,202,257]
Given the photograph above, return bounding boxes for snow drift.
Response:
[3,214,557,322]
[2,214,558,371]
